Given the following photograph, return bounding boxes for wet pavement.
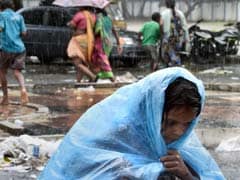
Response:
[1,58,240,180]
[0,63,240,179]
[0,19,239,179]
[1,63,240,133]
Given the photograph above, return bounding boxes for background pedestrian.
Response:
[92,1,122,82]
[67,6,97,83]
[139,12,161,72]
[0,0,29,105]
[161,0,189,67]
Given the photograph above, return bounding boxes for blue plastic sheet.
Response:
[39,67,225,180]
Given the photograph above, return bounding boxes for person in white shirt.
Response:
[161,0,189,67]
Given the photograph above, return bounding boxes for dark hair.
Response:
[0,0,14,10]
[78,6,95,11]
[152,12,160,22]
[164,77,202,116]
[95,8,108,16]
[165,0,176,17]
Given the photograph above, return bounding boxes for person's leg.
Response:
[72,58,96,82]
[13,69,29,104]
[0,68,9,105]
[149,45,159,72]
[168,48,181,67]
[161,41,170,68]
[76,68,84,83]
[78,63,96,82]
[72,58,84,82]
[11,52,29,104]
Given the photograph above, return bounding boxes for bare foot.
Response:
[88,75,98,83]
[109,77,115,83]
[21,91,29,105]
[0,97,9,105]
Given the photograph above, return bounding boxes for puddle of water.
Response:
[2,87,240,136]
[29,87,116,133]
[0,105,35,120]
[24,123,65,135]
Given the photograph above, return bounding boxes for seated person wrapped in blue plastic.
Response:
[39,67,225,180]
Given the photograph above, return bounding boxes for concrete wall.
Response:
[23,0,240,21]
[123,0,240,21]
[23,0,39,7]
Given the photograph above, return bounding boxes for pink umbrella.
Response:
[52,0,110,8]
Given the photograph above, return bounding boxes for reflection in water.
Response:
[1,88,240,135]
[30,87,117,132]
[0,104,35,120]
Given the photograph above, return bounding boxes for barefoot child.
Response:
[0,0,29,105]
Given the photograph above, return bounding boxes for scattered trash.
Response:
[231,77,239,80]
[115,72,138,83]
[30,174,37,179]
[76,86,95,92]
[36,166,44,171]
[29,56,40,64]
[216,136,240,152]
[76,96,82,100]
[199,67,233,75]
[26,79,33,82]
[56,89,62,93]
[0,135,62,173]
[67,70,76,74]
[14,119,24,127]
[137,75,145,80]
[63,79,75,82]
[0,165,31,173]
[88,98,94,102]
[32,145,40,158]
[97,79,112,84]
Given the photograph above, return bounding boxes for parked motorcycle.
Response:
[219,22,240,55]
[188,20,240,64]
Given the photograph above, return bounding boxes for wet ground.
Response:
[2,87,240,135]
[1,62,240,179]
[1,19,240,179]
[1,63,240,134]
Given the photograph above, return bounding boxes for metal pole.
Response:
[132,0,134,18]
[211,0,214,21]
[236,0,238,21]
[224,0,226,21]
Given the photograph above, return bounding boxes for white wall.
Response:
[23,0,40,7]
[23,0,240,21]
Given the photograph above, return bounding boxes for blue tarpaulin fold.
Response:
[39,67,225,180]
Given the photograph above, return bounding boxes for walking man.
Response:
[138,12,161,72]
[0,0,29,105]
[161,0,189,67]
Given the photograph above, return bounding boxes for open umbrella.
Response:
[52,0,110,8]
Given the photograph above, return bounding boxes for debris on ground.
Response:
[216,136,240,152]
[199,67,233,75]
[114,72,138,83]
[76,86,95,92]
[0,135,61,174]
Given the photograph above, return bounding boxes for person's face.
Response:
[161,106,197,144]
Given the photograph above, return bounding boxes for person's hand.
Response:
[137,41,142,47]
[117,45,123,55]
[160,150,194,180]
